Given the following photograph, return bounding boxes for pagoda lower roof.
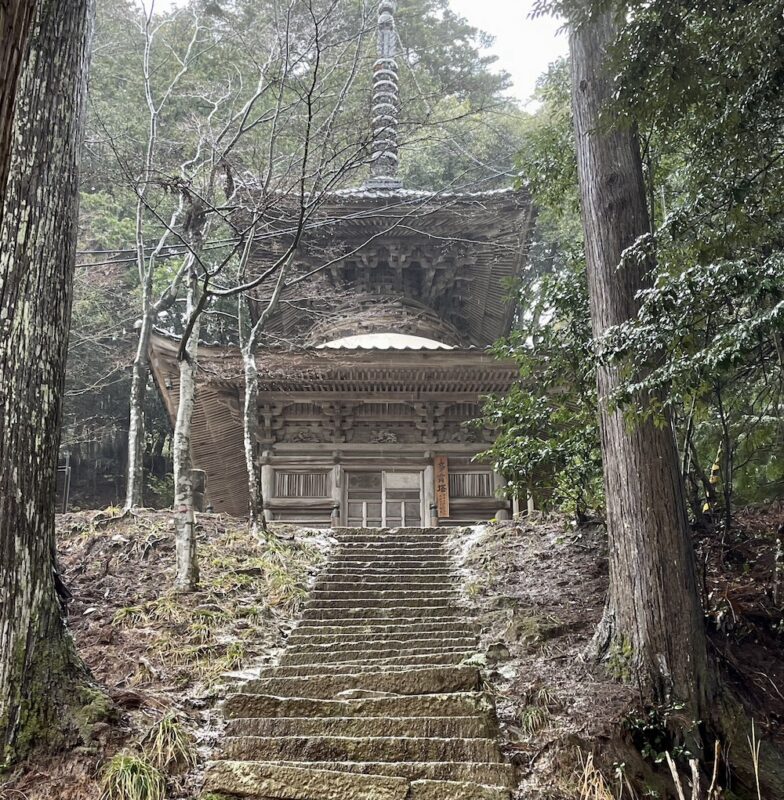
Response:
[149,332,518,403]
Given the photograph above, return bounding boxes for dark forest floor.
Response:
[1,506,783,799]
[445,506,784,798]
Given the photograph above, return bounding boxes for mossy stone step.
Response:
[315,580,455,592]
[238,665,481,698]
[299,606,462,622]
[410,779,511,800]
[284,639,478,658]
[259,759,515,787]
[268,652,473,674]
[204,760,409,800]
[334,550,448,559]
[218,734,502,763]
[330,559,450,569]
[310,589,455,600]
[225,714,491,739]
[222,692,493,721]
[304,596,457,610]
[320,570,454,581]
[289,619,478,636]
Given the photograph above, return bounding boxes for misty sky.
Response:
[449,0,566,103]
[148,0,567,104]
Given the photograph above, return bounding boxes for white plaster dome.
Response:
[316,333,454,350]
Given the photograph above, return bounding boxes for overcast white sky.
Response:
[449,1,567,103]
[150,0,566,105]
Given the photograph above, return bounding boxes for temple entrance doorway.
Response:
[345,470,423,528]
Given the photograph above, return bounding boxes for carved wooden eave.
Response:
[247,186,535,349]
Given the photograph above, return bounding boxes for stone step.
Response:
[285,636,478,653]
[223,692,492,721]
[225,714,492,739]
[204,760,409,800]
[298,617,464,630]
[321,570,454,583]
[206,761,511,800]
[315,580,455,592]
[219,734,502,763]
[411,780,511,800]
[323,565,453,573]
[330,558,450,568]
[332,542,449,551]
[238,665,481,698]
[336,539,447,548]
[300,606,462,622]
[284,638,478,657]
[290,620,478,636]
[332,526,452,536]
[310,583,458,600]
[259,759,515,788]
[268,652,472,675]
[305,597,456,610]
[334,549,447,559]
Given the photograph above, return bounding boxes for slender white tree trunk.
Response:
[238,259,290,536]
[242,346,265,535]
[173,271,200,592]
[125,308,154,509]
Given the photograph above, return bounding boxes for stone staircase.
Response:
[205,527,513,800]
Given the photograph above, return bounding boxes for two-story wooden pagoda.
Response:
[149,1,533,526]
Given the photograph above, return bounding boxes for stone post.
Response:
[493,471,510,521]
[424,462,437,527]
[331,460,342,527]
[191,469,206,512]
[261,463,274,523]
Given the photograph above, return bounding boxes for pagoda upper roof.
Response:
[248,184,535,349]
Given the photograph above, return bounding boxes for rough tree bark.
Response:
[0,0,36,199]
[0,0,100,764]
[173,266,201,592]
[569,9,712,719]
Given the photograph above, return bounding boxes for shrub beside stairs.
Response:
[204,526,514,800]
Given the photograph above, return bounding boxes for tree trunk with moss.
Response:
[569,9,713,720]
[0,0,100,765]
[0,0,36,199]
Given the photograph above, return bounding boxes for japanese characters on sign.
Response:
[434,455,449,518]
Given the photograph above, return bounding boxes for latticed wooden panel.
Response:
[449,472,493,498]
[275,471,329,498]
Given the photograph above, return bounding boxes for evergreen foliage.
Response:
[482,3,784,524]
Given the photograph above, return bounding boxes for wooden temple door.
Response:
[382,471,422,527]
[345,471,422,528]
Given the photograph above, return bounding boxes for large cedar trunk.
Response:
[0,0,99,762]
[0,0,36,198]
[569,11,712,718]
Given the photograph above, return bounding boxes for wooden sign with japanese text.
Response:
[434,455,449,518]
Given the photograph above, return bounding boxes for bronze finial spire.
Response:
[367,0,402,189]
